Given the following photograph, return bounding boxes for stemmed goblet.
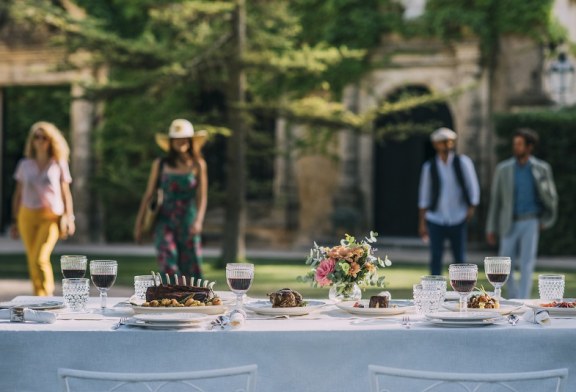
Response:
[90,260,118,312]
[484,257,511,300]
[226,263,254,311]
[449,264,478,313]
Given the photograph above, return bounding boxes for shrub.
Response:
[494,108,576,255]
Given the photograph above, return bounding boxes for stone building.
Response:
[1,1,574,246]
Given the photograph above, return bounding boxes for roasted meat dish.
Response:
[268,288,305,308]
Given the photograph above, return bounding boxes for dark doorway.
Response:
[373,85,453,237]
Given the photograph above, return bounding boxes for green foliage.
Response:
[494,108,576,255]
[424,0,555,63]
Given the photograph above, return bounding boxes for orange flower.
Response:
[348,261,361,277]
[365,263,375,272]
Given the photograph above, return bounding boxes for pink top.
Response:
[14,158,72,215]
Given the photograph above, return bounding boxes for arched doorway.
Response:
[373,85,454,237]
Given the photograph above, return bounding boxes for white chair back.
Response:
[368,365,568,392]
[59,364,257,392]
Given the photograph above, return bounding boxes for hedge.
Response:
[494,108,576,255]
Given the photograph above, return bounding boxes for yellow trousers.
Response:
[17,207,60,296]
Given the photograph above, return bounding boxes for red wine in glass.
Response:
[226,263,254,310]
[449,264,478,312]
[487,273,509,284]
[91,274,117,289]
[227,278,253,291]
[450,279,476,293]
[484,257,511,300]
[89,260,118,312]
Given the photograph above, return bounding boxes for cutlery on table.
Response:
[111,317,129,330]
[401,315,411,329]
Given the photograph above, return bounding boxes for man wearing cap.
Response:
[486,128,557,298]
[418,127,480,275]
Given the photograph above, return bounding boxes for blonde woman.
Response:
[134,119,208,280]
[10,122,75,296]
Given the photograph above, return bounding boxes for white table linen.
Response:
[1,296,575,392]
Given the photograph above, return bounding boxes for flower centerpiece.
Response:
[298,231,392,301]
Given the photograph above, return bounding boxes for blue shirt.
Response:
[513,161,541,216]
[418,152,480,226]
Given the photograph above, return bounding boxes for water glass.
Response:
[413,284,444,314]
[134,275,156,301]
[62,278,90,312]
[420,275,447,301]
[61,255,87,279]
[538,274,565,302]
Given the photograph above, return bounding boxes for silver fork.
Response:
[111,317,129,330]
[401,315,411,329]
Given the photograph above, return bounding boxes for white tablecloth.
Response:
[1,296,576,392]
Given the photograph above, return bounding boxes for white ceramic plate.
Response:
[425,318,500,328]
[0,300,65,310]
[123,318,202,330]
[244,300,326,316]
[524,300,576,316]
[425,311,501,322]
[131,304,227,315]
[442,300,524,315]
[335,300,413,316]
[133,313,209,323]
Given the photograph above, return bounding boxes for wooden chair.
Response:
[59,364,257,392]
[368,365,568,392]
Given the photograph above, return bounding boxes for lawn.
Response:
[1,253,575,299]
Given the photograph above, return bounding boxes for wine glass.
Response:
[90,260,118,312]
[226,263,254,310]
[61,255,87,279]
[449,264,478,313]
[484,257,511,300]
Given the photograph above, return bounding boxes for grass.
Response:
[2,253,575,299]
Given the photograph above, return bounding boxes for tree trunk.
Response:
[219,0,247,266]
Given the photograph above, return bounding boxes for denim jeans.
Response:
[426,220,467,276]
[499,218,539,299]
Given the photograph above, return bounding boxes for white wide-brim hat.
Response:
[155,119,208,152]
[430,127,457,142]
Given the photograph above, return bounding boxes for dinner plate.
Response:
[425,318,500,328]
[133,313,209,323]
[123,318,202,330]
[335,300,414,316]
[0,300,65,310]
[425,311,501,322]
[131,304,227,315]
[244,300,326,316]
[442,300,524,315]
[524,300,576,316]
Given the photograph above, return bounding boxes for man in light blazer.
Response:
[486,128,558,299]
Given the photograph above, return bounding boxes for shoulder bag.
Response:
[141,159,164,236]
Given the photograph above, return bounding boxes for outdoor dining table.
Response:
[1,295,576,392]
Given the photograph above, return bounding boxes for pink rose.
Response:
[315,258,336,287]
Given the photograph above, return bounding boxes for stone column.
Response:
[70,83,94,243]
[0,87,4,230]
[332,84,363,235]
[273,117,299,231]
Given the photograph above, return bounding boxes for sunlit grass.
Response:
[1,253,575,299]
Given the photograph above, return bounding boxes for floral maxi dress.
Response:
[154,172,203,280]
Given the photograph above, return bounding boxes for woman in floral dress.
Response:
[135,119,208,280]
